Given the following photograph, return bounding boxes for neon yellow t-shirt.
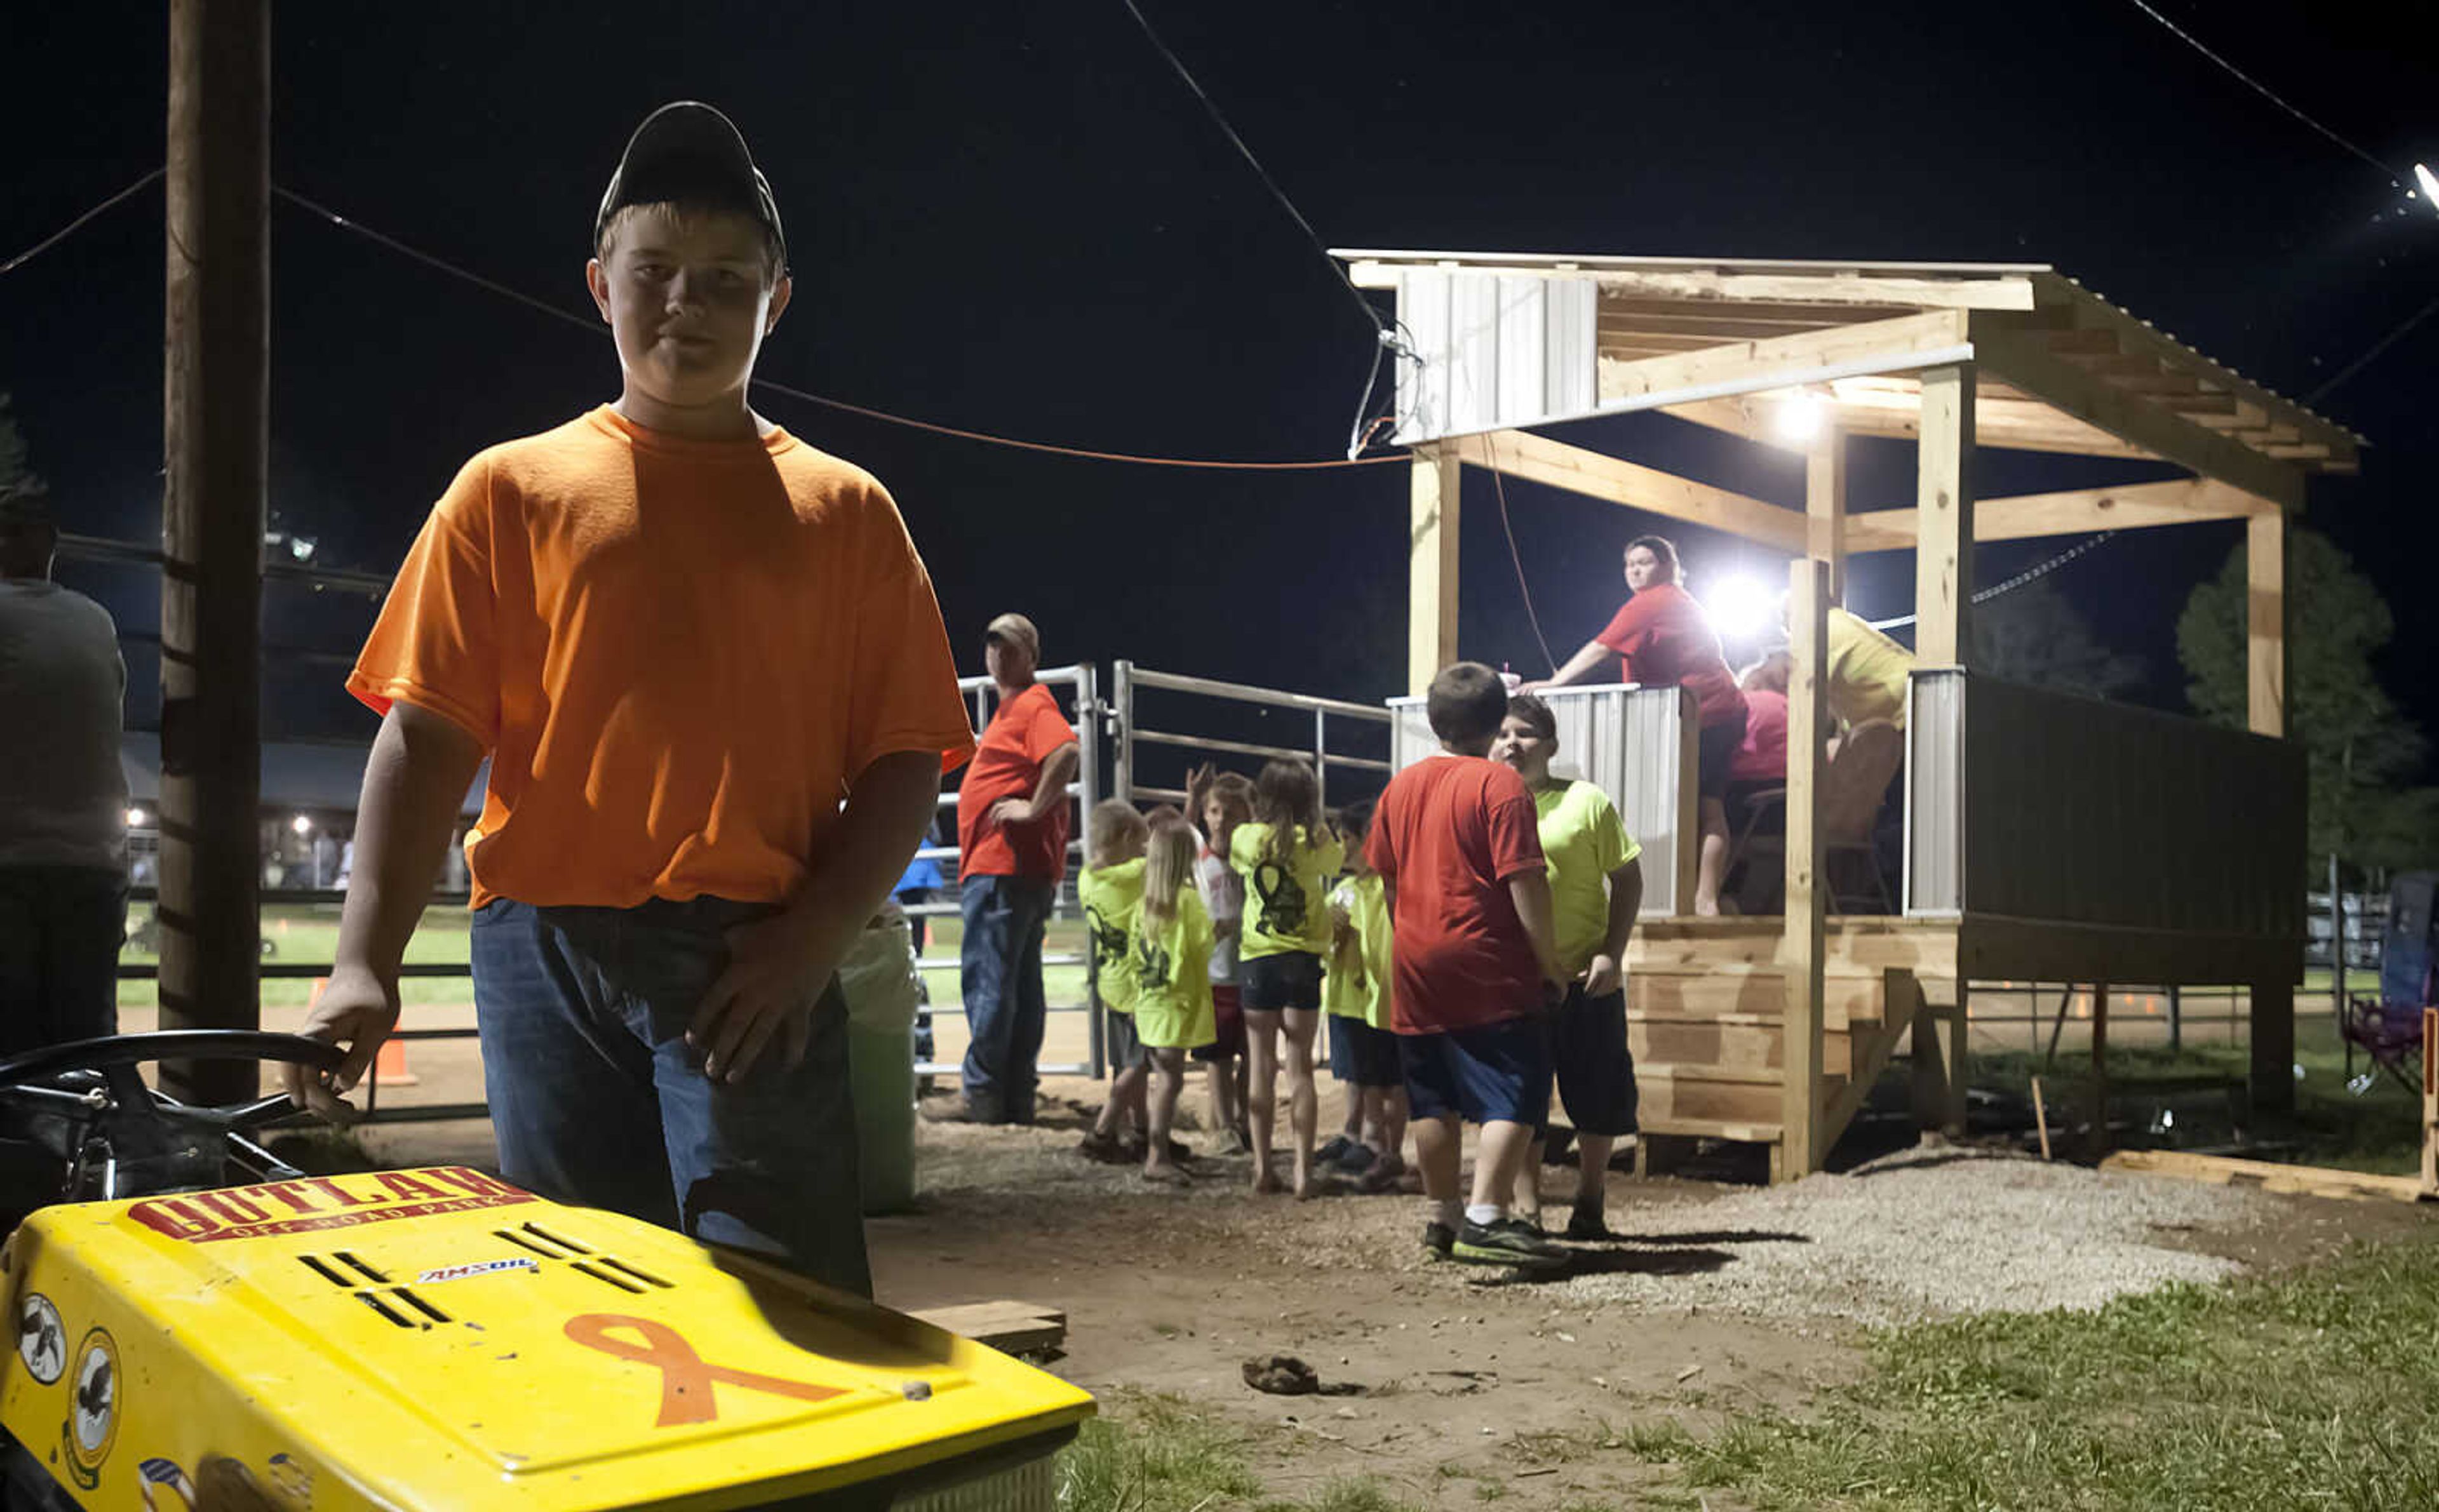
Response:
[1825,607,1914,730]
[1533,780,1641,979]
[1131,887,1216,1050]
[1324,873,1394,1029]
[1079,857,1146,1013]
[1229,822,1347,959]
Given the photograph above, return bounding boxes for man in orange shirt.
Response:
[283,104,975,1295]
[953,613,1079,1125]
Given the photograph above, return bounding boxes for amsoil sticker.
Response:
[62,1327,117,1488]
[415,1257,539,1286]
[124,1168,533,1244]
[138,1457,197,1512]
[16,1293,64,1384]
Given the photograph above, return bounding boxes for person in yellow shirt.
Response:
[1491,694,1645,1239]
[1131,809,1216,1184]
[1228,758,1347,1198]
[1078,800,1153,1163]
[1324,801,1407,1193]
[1824,606,1914,731]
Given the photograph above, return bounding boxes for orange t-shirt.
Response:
[348,406,976,910]
[955,684,1077,880]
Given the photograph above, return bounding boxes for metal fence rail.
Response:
[1112,662,1394,809]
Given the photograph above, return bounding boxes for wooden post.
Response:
[1408,445,1460,695]
[2246,509,2285,737]
[1909,985,1968,1139]
[2421,1009,2435,1195]
[2088,980,2111,1156]
[1912,366,1977,666]
[1780,558,1831,1178]
[2251,977,2295,1118]
[159,0,269,1103]
[1806,427,1847,604]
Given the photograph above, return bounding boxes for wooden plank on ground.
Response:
[911,1301,1070,1353]
[2100,1149,2431,1205]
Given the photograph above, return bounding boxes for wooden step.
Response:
[1630,973,1884,1029]
[1637,1060,1850,1126]
[1637,1114,1783,1145]
[1632,1019,1853,1078]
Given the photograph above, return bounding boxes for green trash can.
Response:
[837,909,922,1215]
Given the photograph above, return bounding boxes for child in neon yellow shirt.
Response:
[1132,808,1215,1183]
[1078,799,1150,1163]
[1228,758,1347,1198]
[1323,799,1406,1192]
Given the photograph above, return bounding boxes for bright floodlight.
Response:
[124,807,149,829]
[1774,395,1827,444]
[1705,573,1778,641]
[291,813,314,835]
[2417,163,2439,211]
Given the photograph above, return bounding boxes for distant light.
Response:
[288,535,317,562]
[124,807,149,829]
[1704,574,1779,641]
[2417,164,2439,213]
[1773,396,1827,444]
[291,814,314,835]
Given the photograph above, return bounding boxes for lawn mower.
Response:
[0,1031,1091,1511]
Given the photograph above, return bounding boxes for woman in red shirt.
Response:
[1526,535,1748,914]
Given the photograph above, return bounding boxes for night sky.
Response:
[6,2,2434,782]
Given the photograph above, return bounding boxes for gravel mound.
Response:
[1563,1147,2262,1324]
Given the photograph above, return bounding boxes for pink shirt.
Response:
[1731,688,1788,782]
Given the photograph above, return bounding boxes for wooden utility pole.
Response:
[1778,557,1831,1179]
[159,0,269,1102]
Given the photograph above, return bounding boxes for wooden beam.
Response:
[1449,429,1808,552]
[909,1301,1070,1353]
[1598,309,1973,411]
[1843,477,2273,554]
[2100,1149,2428,1205]
[1780,558,1831,1180]
[1409,446,1460,695]
[1970,315,2308,509]
[2247,510,2285,737]
[1912,365,1976,666]
[1806,429,1846,600]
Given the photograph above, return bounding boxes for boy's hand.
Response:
[986,797,1032,830]
[689,912,845,1083]
[284,963,398,1122]
[1582,953,1622,999]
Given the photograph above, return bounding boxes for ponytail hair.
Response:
[1141,806,1197,926]
[1253,758,1326,866]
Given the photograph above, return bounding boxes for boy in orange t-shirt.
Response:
[283,103,975,1295]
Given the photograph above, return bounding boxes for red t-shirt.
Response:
[1596,583,1746,730]
[1364,754,1547,1034]
[1730,687,1789,782]
[957,683,1076,880]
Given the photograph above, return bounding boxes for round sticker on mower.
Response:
[62,1327,118,1488]
[16,1293,65,1384]
[138,1457,198,1512]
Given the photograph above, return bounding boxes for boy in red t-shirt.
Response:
[1366,663,1568,1268]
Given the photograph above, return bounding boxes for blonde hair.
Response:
[595,201,784,286]
[1141,806,1197,925]
[1085,799,1150,867]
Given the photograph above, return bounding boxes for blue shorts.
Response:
[1398,1017,1552,1127]
[1543,984,1638,1138]
[1327,1015,1402,1088]
[1240,950,1323,1012]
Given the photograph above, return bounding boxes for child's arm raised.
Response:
[285,701,487,1118]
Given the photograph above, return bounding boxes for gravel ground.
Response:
[1564,1146,2264,1325]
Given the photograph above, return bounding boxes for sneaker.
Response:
[1317,1135,1356,1165]
[1077,1132,1129,1164]
[1331,1140,1378,1174]
[1453,1218,1569,1268]
[1421,1221,1455,1261]
[1564,1207,1618,1241]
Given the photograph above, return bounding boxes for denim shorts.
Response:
[1240,950,1323,1012]
[1399,1016,1553,1127]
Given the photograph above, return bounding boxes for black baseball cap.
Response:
[595,102,786,270]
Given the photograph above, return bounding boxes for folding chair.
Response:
[2341,871,2436,1095]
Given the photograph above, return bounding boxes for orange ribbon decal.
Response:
[564,1313,849,1426]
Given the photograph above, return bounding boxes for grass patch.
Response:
[1058,1393,1425,1512]
[1627,1238,2439,1510]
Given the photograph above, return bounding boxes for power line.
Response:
[2306,291,2439,404]
[2120,0,2402,184]
[0,168,164,278]
[1481,433,1557,676]
[1867,530,2120,632]
[276,187,1401,472]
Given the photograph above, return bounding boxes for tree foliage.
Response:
[1973,576,2144,703]
[2178,527,2435,867]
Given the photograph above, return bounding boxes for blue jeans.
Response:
[958,874,1055,1123]
[0,866,126,1058]
[469,897,869,1296]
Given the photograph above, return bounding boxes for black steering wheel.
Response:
[0,1030,343,1134]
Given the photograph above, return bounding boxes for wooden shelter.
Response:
[1340,249,2362,1179]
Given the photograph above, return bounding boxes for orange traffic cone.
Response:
[374,1036,419,1087]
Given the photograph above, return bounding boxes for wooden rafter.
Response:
[1843,478,2273,554]
[1597,309,1973,410]
[1443,429,1808,552]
